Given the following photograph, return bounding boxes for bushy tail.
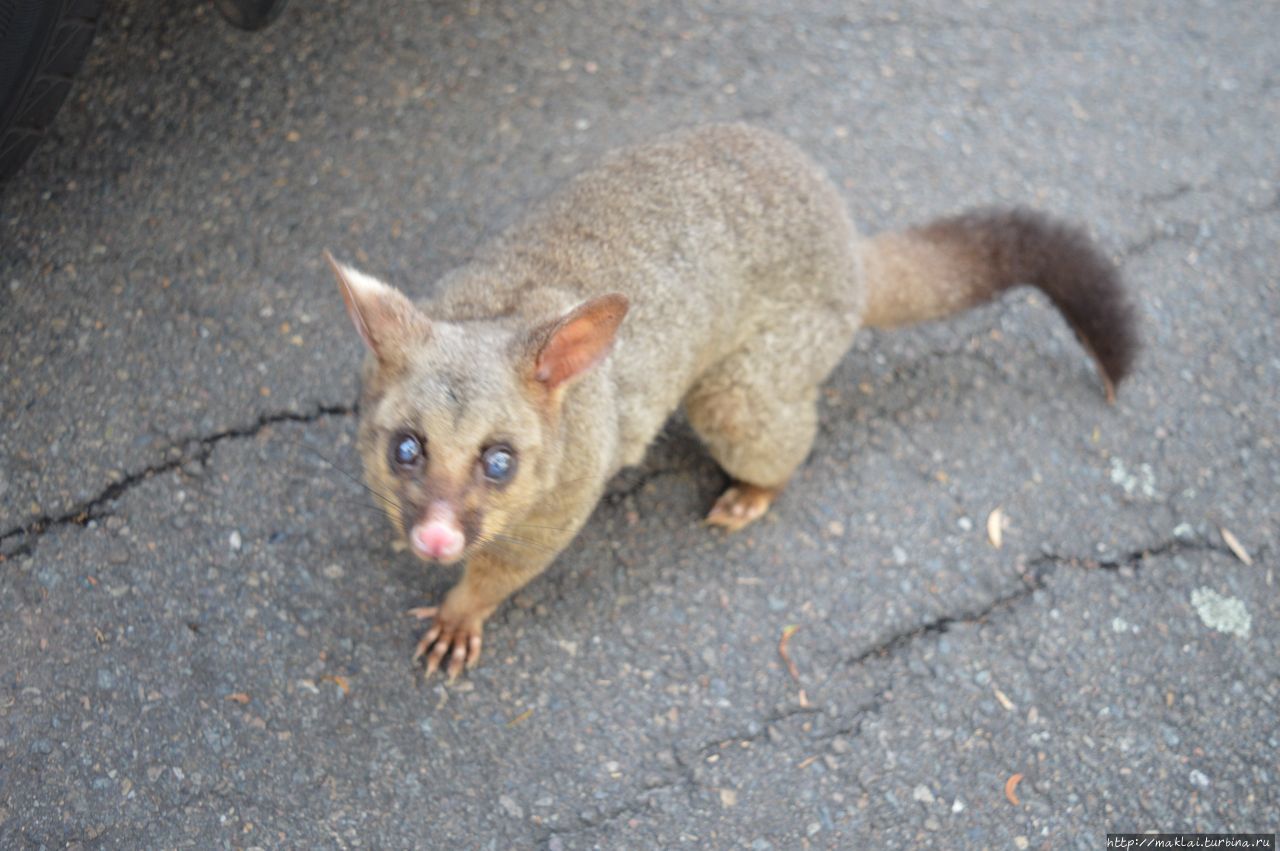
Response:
[862,207,1137,401]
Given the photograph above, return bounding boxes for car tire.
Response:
[213,0,290,32]
[0,0,102,183]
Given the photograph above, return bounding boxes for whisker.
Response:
[324,493,394,516]
[279,470,393,511]
[475,532,558,557]
[315,478,400,515]
[505,522,575,535]
[290,438,400,505]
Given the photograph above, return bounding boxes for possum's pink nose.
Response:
[410,507,465,562]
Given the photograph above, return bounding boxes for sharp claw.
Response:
[413,621,442,663]
[447,646,466,681]
[407,606,438,620]
[425,638,449,677]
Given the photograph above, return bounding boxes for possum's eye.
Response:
[391,433,424,468]
[480,444,516,484]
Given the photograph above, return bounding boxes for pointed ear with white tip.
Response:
[526,293,629,393]
[325,250,430,365]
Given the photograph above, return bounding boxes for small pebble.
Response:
[498,794,523,819]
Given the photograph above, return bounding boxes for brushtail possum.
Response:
[327,124,1136,679]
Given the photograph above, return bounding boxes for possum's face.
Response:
[326,253,626,565]
[356,322,552,564]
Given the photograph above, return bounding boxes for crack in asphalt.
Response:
[1120,189,1278,261]
[536,693,887,848]
[843,571,1046,670]
[1138,182,1196,206]
[697,703,827,758]
[534,702,826,846]
[1120,218,1204,260]
[0,402,356,560]
[843,534,1232,671]
[534,532,1237,846]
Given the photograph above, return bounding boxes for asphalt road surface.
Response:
[1,1,1276,848]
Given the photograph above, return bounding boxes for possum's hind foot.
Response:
[705,482,779,532]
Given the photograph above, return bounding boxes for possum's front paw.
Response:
[408,604,486,681]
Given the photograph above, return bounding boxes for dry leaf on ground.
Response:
[507,708,535,727]
[778,625,802,683]
[320,674,351,695]
[1005,772,1024,806]
[987,507,1005,549]
[1220,527,1253,566]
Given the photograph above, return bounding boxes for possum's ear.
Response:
[325,250,430,367]
[524,293,629,392]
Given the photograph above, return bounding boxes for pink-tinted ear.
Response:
[530,293,629,391]
[325,250,430,365]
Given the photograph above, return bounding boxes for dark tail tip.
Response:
[938,207,1139,396]
[1010,208,1138,391]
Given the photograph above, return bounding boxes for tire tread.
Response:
[0,0,101,182]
